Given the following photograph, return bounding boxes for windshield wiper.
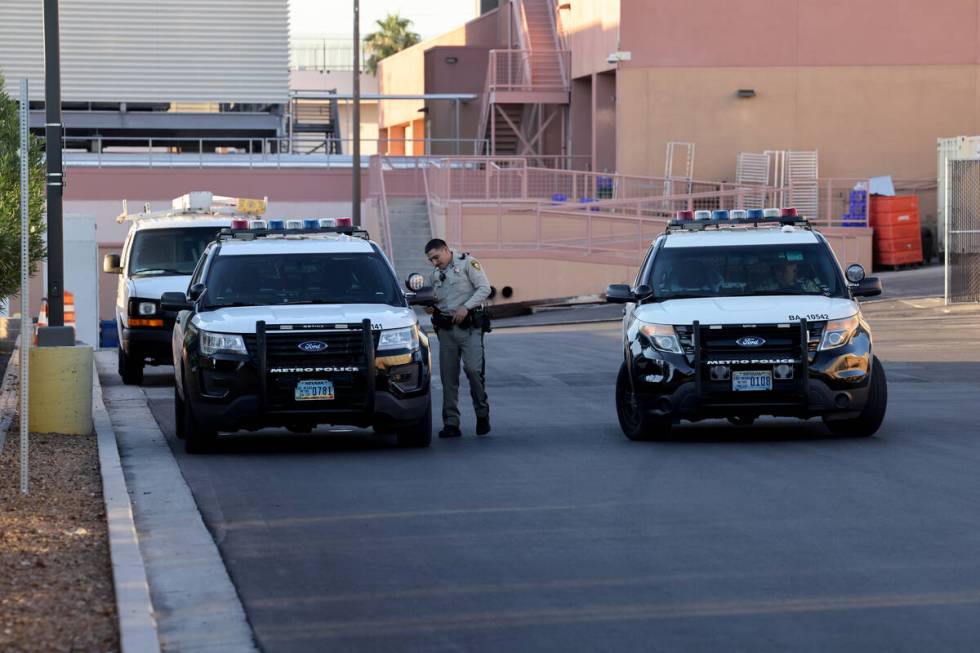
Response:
[732,290,815,296]
[657,293,712,300]
[206,302,255,309]
[132,268,185,276]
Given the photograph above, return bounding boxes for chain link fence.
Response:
[945,159,980,304]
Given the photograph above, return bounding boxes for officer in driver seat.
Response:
[424,238,492,438]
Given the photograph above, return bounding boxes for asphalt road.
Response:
[140,298,980,652]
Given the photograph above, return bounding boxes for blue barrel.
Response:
[100,320,119,348]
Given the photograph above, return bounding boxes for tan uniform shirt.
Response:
[431,252,491,313]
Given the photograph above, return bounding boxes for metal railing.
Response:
[61,137,491,168]
[487,49,572,93]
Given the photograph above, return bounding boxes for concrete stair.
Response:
[387,198,434,285]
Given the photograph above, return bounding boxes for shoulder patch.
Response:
[470,259,482,271]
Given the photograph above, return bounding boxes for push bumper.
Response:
[628,320,874,421]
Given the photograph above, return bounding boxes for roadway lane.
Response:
[141,300,980,652]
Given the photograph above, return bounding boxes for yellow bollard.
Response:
[28,345,94,435]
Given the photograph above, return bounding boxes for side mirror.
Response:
[852,277,883,298]
[160,291,192,312]
[845,264,866,284]
[633,284,653,300]
[188,283,206,302]
[406,273,426,292]
[606,284,635,303]
[407,287,435,306]
[103,253,122,274]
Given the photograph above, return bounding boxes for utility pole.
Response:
[42,0,65,333]
[352,0,362,227]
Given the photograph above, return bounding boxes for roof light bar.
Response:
[694,210,712,222]
[319,218,337,228]
[675,210,694,221]
[231,219,249,230]
[268,219,285,230]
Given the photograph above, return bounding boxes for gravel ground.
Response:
[0,426,118,653]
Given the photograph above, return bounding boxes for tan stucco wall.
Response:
[566,0,620,79]
[617,65,980,181]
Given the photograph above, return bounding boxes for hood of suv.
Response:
[193,304,417,334]
[634,295,858,326]
[130,275,192,302]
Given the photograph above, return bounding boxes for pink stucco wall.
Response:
[621,0,980,68]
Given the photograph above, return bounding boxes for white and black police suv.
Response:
[103,192,268,385]
[607,208,887,441]
[162,218,435,453]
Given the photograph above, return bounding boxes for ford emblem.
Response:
[736,336,766,348]
[298,341,328,353]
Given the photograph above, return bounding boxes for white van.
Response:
[103,192,265,384]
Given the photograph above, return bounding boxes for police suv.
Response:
[103,192,267,384]
[607,208,887,440]
[162,219,434,453]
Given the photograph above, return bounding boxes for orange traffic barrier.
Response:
[33,292,77,344]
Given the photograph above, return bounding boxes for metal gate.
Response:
[945,159,980,304]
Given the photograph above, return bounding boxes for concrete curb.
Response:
[95,351,259,652]
[92,365,162,653]
[0,335,22,455]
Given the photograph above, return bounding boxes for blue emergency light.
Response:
[268,219,285,230]
[303,219,319,229]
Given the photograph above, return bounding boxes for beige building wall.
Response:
[616,65,980,181]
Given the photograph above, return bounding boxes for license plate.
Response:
[732,371,773,392]
[295,379,334,401]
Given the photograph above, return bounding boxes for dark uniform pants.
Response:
[437,325,489,427]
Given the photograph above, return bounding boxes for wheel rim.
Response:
[618,385,641,432]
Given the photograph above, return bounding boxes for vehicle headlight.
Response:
[377,326,419,351]
[638,323,684,354]
[819,315,861,351]
[137,301,158,316]
[200,330,247,356]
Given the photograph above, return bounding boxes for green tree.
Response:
[363,13,421,75]
[0,72,46,308]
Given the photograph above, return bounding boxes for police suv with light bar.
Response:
[163,218,435,453]
[606,208,888,440]
[104,192,266,385]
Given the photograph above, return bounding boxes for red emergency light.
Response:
[781,207,798,217]
[675,210,695,221]
[231,219,249,230]
[335,217,353,228]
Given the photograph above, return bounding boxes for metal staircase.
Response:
[289,93,342,154]
[477,0,570,156]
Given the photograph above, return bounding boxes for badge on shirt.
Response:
[470,260,482,271]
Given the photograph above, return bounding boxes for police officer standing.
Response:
[424,238,492,438]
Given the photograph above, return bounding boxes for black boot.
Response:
[439,425,462,438]
[476,416,491,436]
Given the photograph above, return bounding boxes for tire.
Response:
[615,362,671,441]
[182,375,217,454]
[823,356,888,438]
[118,346,144,386]
[174,385,186,440]
[396,398,433,448]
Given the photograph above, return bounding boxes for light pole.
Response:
[352,0,361,227]
[42,0,67,340]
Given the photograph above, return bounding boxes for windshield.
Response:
[203,252,403,308]
[128,228,222,277]
[646,243,847,300]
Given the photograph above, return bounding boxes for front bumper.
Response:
[120,315,175,364]
[184,322,431,432]
[627,321,874,421]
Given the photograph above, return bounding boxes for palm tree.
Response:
[363,13,421,75]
